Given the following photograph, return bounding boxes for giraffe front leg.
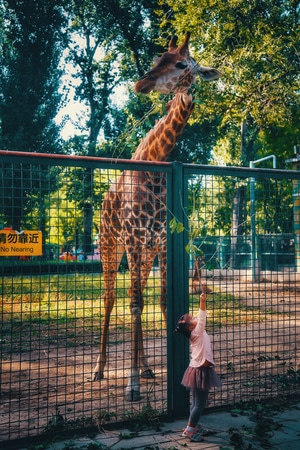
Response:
[93,356,105,381]
[140,360,155,379]
[125,305,142,401]
[125,369,140,401]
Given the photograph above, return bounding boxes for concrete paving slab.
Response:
[201,410,254,432]
[9,402,300,450]
[273,405,300,425]
[268,422,300,449]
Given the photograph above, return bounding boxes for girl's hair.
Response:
[174,314,192,339]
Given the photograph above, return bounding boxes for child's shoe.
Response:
[190,431,205,442]
[196,425,209,436]
[182,425,206,442]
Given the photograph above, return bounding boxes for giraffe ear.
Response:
[178,32,191,55]
[198,66,222,81]
[168,36,178,51]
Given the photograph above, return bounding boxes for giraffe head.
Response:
[135,32,221,95]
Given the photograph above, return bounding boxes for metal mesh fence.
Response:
[0,154,168,444]
[185,168,300,409]
[1,152,300,445]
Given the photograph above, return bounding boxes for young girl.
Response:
[174,293,221,442]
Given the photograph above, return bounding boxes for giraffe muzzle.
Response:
[134,75,156,94]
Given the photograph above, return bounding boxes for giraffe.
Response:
[93,33,221,401]
[189,255,213,294]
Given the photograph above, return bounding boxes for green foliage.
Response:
[121,403,162,432]
[165,3,298,215]
[161,0,300,166]
[1,1,298,246]
[0,1,66,230]
[0,0,65,152]
[169,217,185,234]
[63,0,164,152]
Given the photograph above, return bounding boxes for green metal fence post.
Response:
[286,150,300,272]
[167,161,190,419]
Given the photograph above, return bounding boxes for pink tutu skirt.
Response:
[181,366,222,391]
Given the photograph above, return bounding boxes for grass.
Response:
[1,271,267,353]
[189,290,268,330]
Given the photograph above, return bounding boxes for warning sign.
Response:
[0,230,43,256]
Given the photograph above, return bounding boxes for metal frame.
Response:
[1,150,300,446]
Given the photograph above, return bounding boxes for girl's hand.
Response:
[200,293,207,311]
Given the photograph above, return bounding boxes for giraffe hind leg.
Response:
[129,249,155,379]
[92,293,114,381]
[93,245,124,381]
[158,248,167,325]
[139,250,164,379]
[139,252,156,379]
[93,284,116,381]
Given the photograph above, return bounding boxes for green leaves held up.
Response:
[169,217,185,234]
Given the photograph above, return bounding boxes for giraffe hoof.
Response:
[93,371,104,381]
[141,368,155,379]
[125,389,141,402]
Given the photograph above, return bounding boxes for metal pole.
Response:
[167,162,190,418]
[249,155,277,282]
[286,147,300,272]
[249,165,256,281]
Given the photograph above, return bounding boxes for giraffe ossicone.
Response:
[93,33,221,402]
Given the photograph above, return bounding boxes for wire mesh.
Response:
[186,171,300,409]
[0,158,167,443]
[1,153,300,445]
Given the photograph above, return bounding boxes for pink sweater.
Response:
[189,309,215,368]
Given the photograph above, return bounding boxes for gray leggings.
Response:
[188,389,209,426]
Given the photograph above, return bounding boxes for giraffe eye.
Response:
[175,61,188,70]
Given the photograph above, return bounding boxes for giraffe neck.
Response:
[131,93,194,162]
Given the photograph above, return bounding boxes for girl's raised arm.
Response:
[200,293,207,312]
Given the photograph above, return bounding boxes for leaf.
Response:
[169,217,178,234]
[176,222,185,233]
[169,218,185,234]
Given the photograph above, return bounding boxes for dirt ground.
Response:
[1,272,300,443]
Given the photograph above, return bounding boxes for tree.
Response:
[62,0,165,253]
[162,0,299,250]
[0,0,66,231]
[163,0,299,128]
[0,0,65,152]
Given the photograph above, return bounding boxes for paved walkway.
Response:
[15,402,300,449]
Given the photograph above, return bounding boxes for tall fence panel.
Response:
[182,163,300,409]
[1,151,300,446]
[0,152,171,444]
